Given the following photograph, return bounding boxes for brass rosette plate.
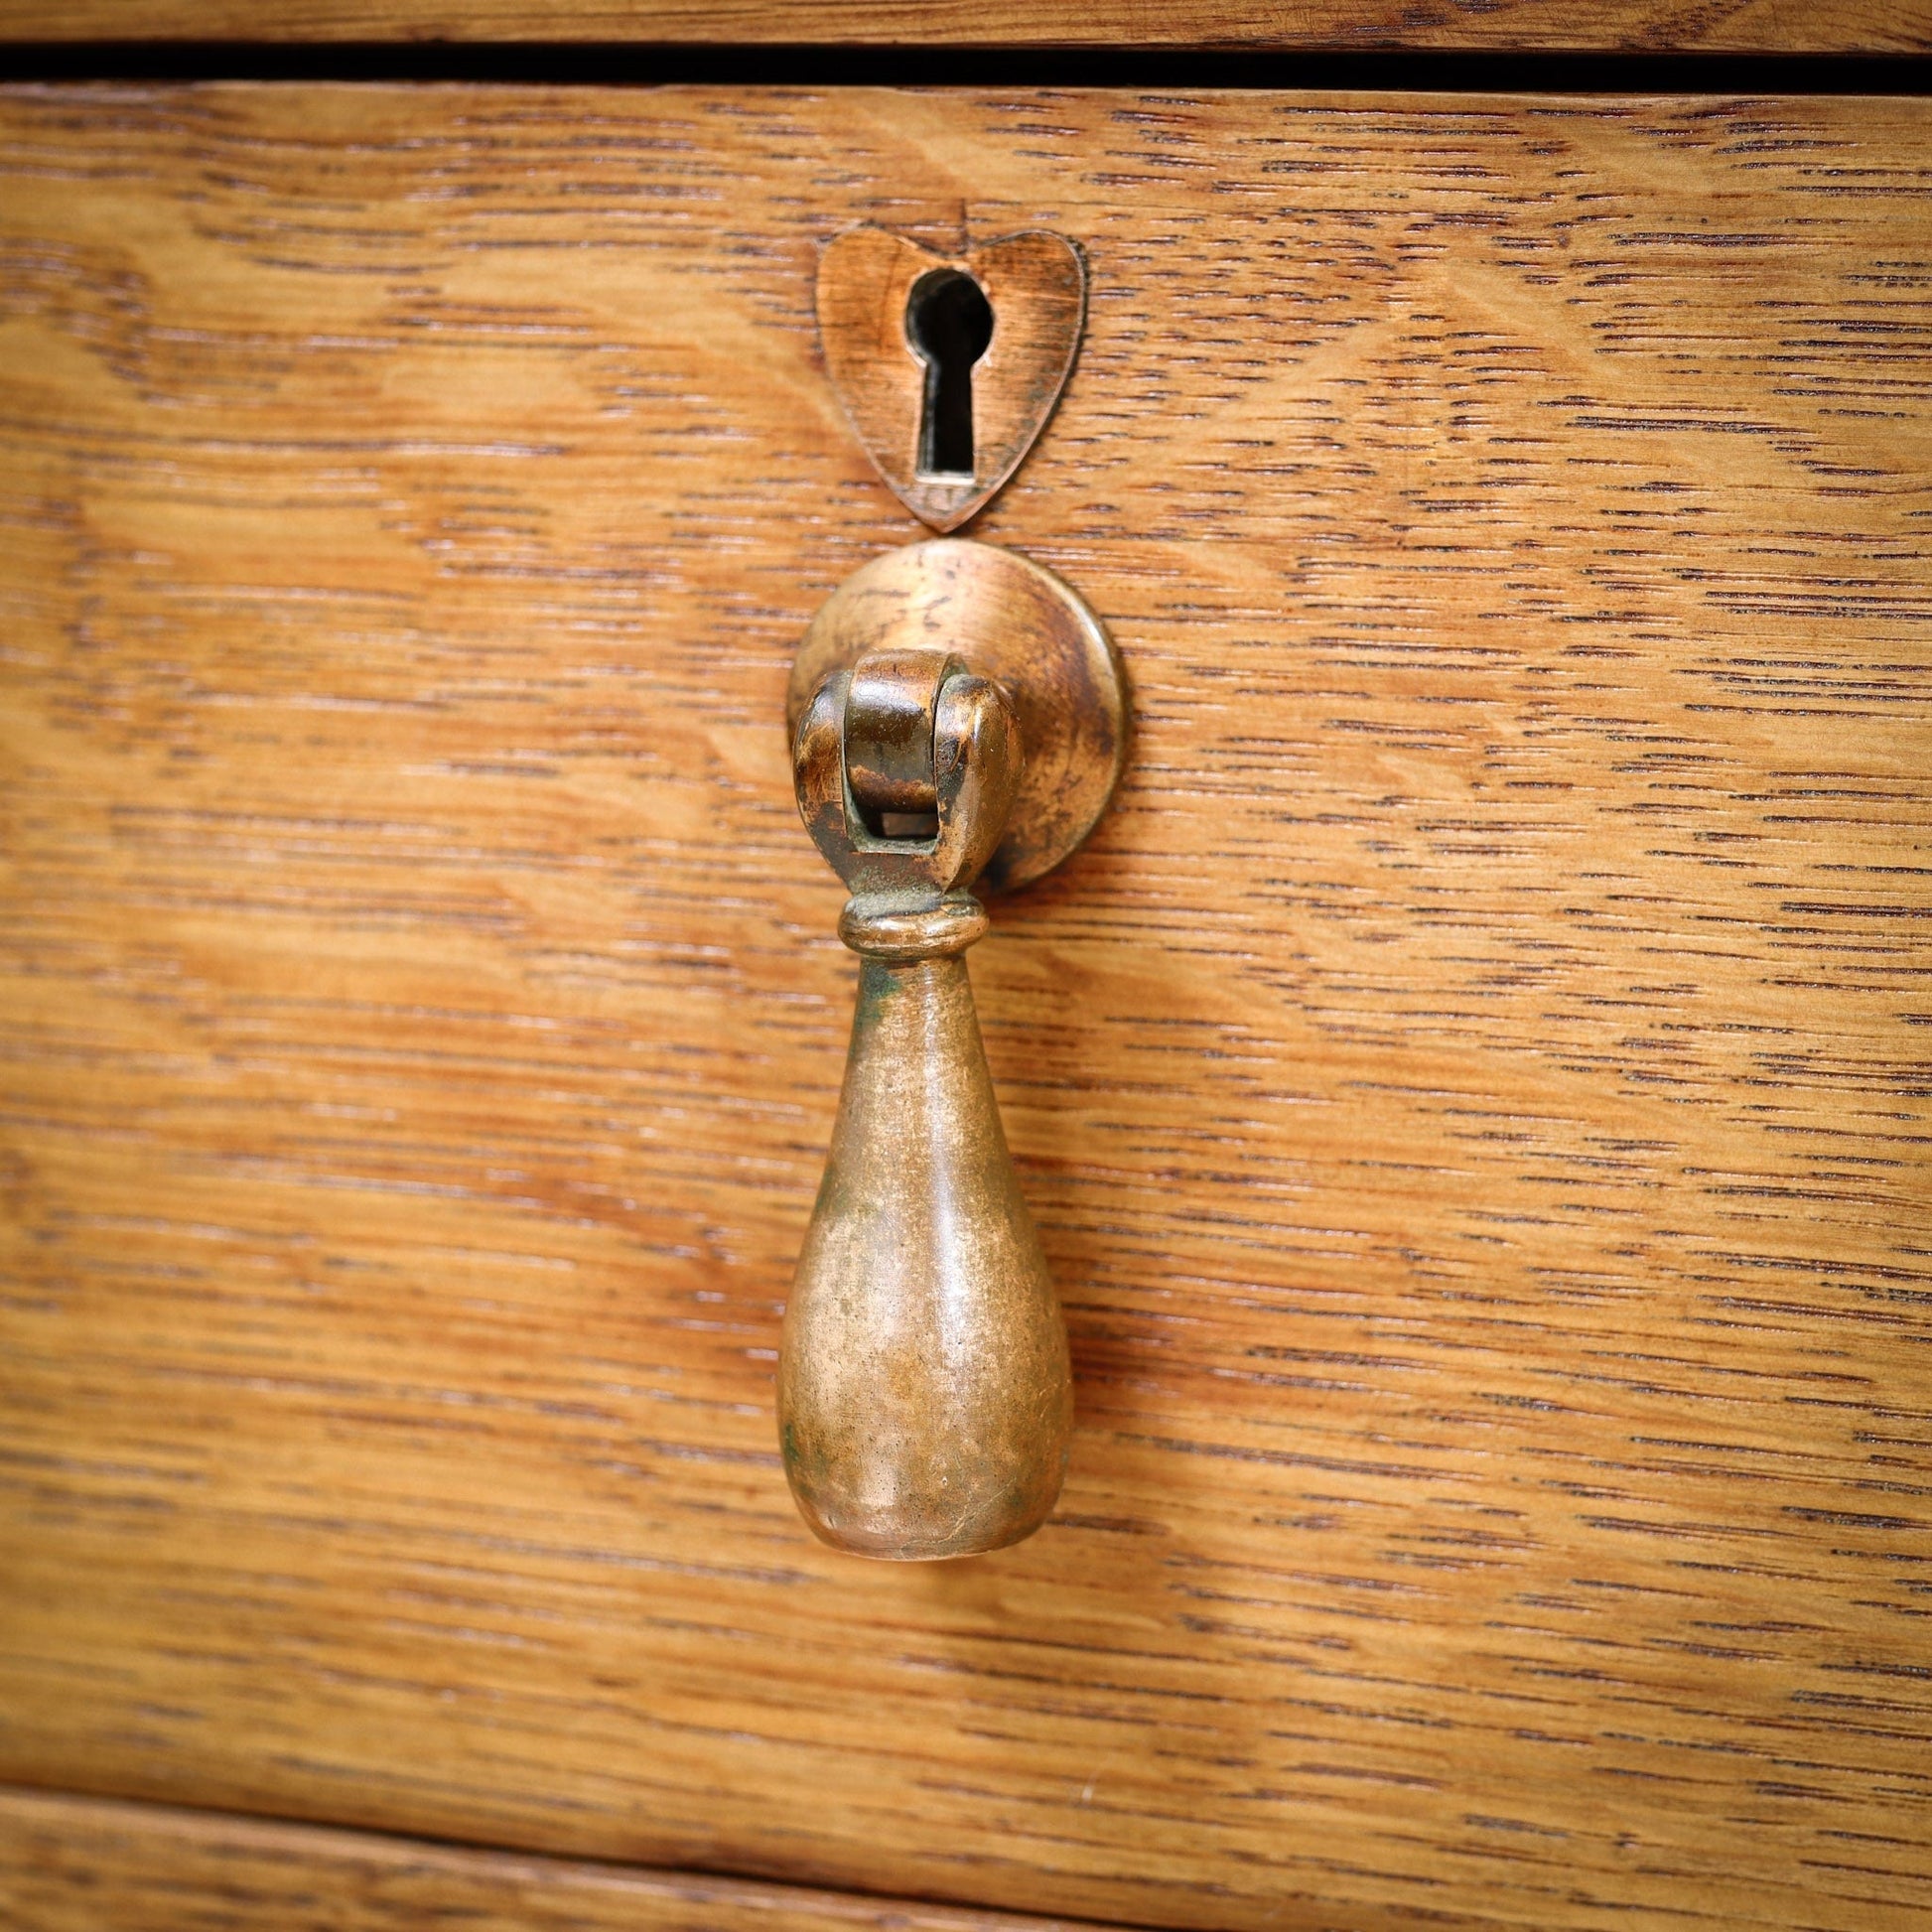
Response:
[787,538,1127,896]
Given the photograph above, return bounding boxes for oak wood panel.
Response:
[2,82,1930,1932]
[0,0,1929,51]
[0,1786,1125,1932]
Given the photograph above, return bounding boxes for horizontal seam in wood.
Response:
[0,1782,1168,1932]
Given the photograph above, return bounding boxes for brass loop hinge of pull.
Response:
[794,644,1018,954]
[780,538,1126,1562]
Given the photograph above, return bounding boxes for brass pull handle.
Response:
[779,539,1126,1562]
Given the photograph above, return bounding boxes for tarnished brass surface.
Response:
[781,922,1072,1561]
[781,541,1122,1560]
[787,539,1126,896]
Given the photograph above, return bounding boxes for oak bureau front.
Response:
[1,77,1929,1932]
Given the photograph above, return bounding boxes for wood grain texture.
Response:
[2,81,1930,1932]
[0,0,1929,51]
[0,1786,1124,1931]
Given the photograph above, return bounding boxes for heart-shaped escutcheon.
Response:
[815,225,1086,533]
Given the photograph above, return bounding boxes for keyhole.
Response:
[906,269,995,481]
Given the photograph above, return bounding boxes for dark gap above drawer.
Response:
[0,43,1929,91]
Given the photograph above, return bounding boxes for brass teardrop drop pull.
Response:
[781,539,1127,1561]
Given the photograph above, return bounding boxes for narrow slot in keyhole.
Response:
[906,269,994,481]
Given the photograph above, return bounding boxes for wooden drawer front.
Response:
[2,84,1928,1932]
[0,1,1926,48]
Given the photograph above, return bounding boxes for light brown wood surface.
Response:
[2,82,1929,1932]
[0,1786,1123,1931]
[0,0,1929,50]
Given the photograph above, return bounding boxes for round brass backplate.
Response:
[788,539,1127,897]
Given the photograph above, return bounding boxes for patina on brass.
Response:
[788,538,1127,897]
[782,538,1124,1561]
